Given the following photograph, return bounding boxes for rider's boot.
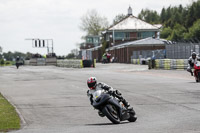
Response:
[98,111,105,117]
[191,71,194,76]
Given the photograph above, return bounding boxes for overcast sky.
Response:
[0,0,196,55]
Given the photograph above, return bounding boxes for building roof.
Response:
[107,37,167,50]
[108,15,160,31]
[153,24,163,29]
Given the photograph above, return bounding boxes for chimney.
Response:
[128,6,132,16]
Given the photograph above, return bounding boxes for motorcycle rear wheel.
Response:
[102,104,120,124]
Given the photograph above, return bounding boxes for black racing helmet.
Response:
[192,52,197,59]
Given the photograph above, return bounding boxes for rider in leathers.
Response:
[187,52,200,76]
[87,77,130,117]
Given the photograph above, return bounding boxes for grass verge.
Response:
[0,93,20,132]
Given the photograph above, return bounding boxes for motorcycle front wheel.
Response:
[128,109,137,122]
[102,104,120,124]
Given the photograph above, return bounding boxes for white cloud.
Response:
[0,0,196,55]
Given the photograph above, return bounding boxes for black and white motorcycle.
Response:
[90,89,137,124]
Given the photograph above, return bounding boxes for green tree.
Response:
[71,49,79,58]
[3,51,13,61]
[137,1,200,41]
[25,52,32,60]
[80,9,109,36]
[169,23,186,41]
[160,8,166,23]
[0,46,2,53]
[184,19,200,40]
[0,59,4,65]
[138,9,160,24]
[112,14,126,25]
[186,3,196,28]
[101,39,109,55]
[66,53,75,59]
[165,6,172,20]
[2,51,32,61]
[160,27,172,39]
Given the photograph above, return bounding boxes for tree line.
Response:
[0,51,32,61]
[137,0,200,41]
[0,50,79,61]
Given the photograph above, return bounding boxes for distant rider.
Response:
[187,52,200,76]
[86,77,131,117]
[16,56,20,69]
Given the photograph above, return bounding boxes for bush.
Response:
[5,61,11,65]
[0,59,4,66]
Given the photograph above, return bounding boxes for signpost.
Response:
[25,38,54,56]
[25,38,57,66]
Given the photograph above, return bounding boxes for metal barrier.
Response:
[154,59,188,70]
[28,58,57,66]
[166,43,200,59]
[57,60,82,68]
[131,59,142,65]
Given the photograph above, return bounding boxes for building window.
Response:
[86,37,93,43]
[125,33,130,39]
[93,37,99,44]
[138,32,142,39]
[141,32,155,38]
[114,32,125,40]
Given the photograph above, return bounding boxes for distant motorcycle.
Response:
[16,56,20,69]
[194,61,200,82]
[91,89,137,124]
[16,63,20,69]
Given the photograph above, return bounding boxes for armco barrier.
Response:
[29,58,37,66]
[46,58,57,66]
[131,59,141,64]
[130,58,188,70]
[154,59,188,70]
[57,59,82,68]
[57,59,96,68]
[28,58,57,66]
[24,60,30,65]
[164,59,171,70]
[26,59,95,68]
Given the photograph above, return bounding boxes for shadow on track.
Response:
[85,121,130,126]
[188,81,200,83]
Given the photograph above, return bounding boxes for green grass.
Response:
[0,61,14,66]
[0,93,20,132]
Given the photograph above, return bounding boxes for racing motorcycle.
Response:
[91,89,137,124]
[194,61,200,82]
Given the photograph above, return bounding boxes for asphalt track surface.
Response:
[0,64,200,133]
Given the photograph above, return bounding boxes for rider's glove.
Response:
[102,85,110,91]
[188,60,192,65]
[108,90,114,95]
[87,90,90,97]
[115,90,122,95]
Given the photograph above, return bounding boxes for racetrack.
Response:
[0,63,200,133]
